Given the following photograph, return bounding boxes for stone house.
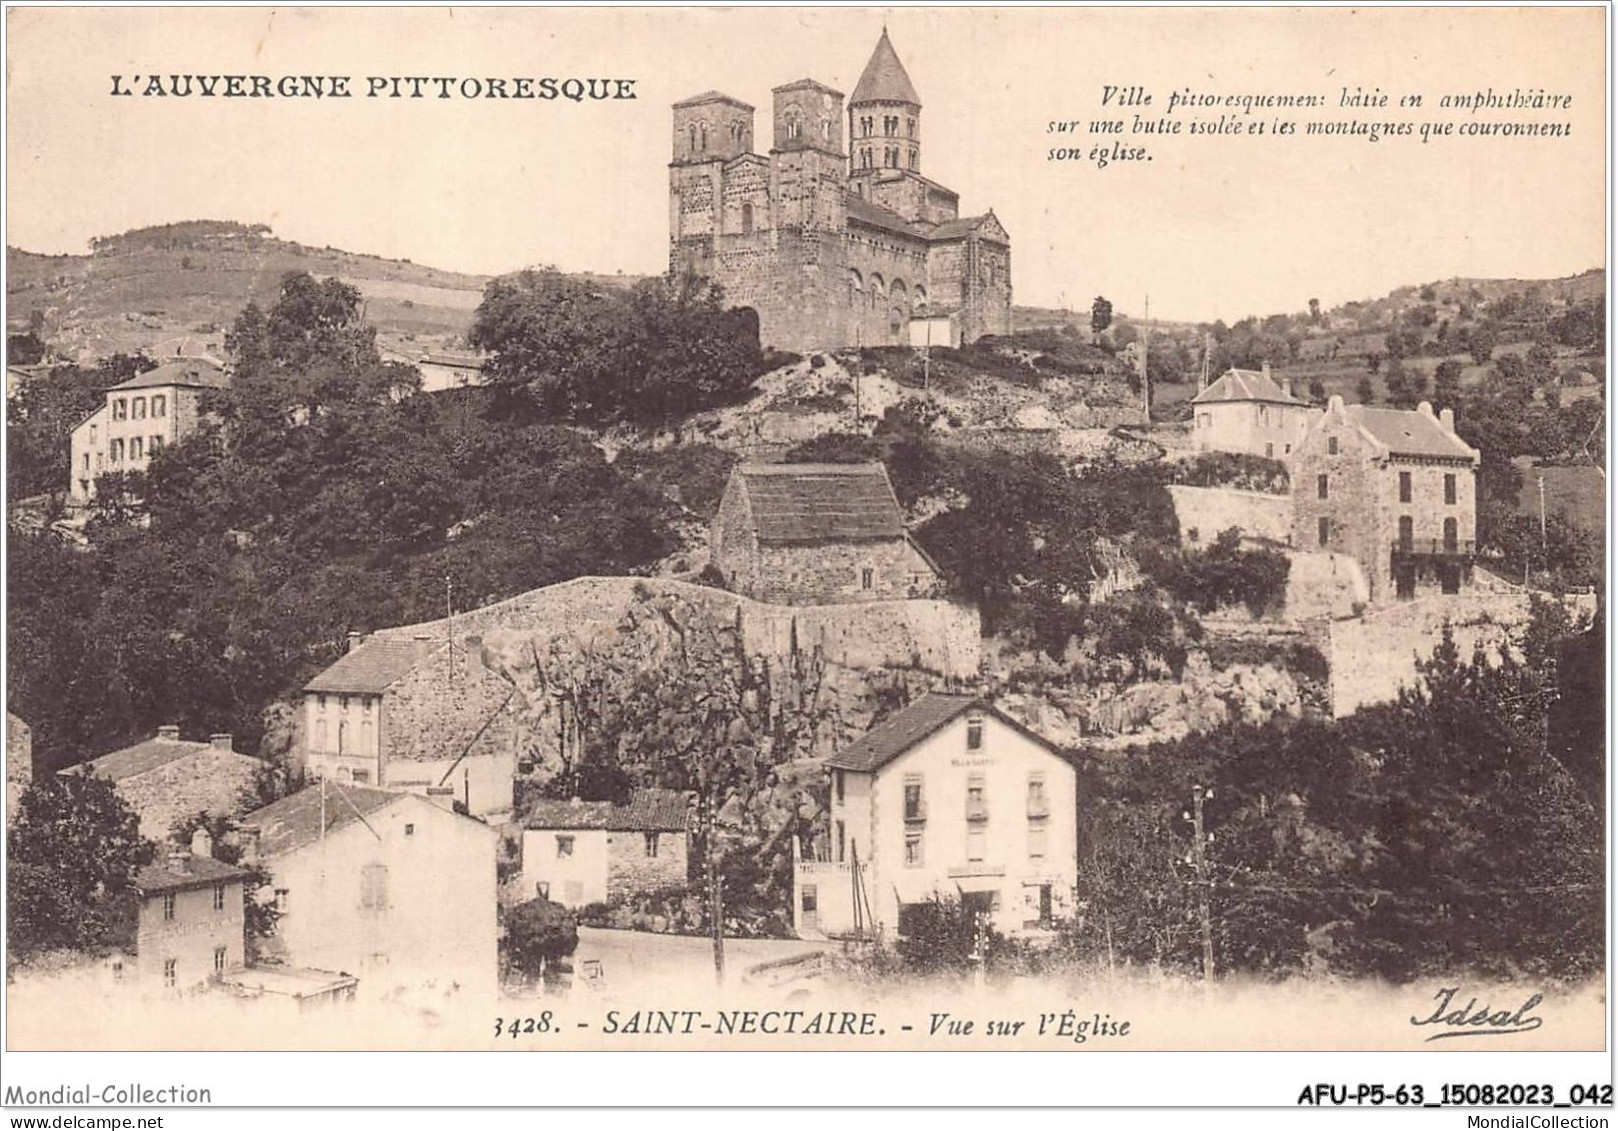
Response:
[1191,365,1316,460]
[669,29,1011,351]
[518,788,691,908]
[67,357,227,503]
[301,630,522,822]
[1290,397,1480,605]
[709,462,943,605]
[238,782,498,998]
[122,829,249,993]
[62,727,264,843]
[797,693,1078,940]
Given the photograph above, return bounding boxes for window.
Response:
[162,893,176,920]
[1265,443,1274,459]
[1398,515,1413,550]
[965,773,988,822]
[1399,471,1412,503]
[1317,474,1329,500]
[966,716,984,751]
[907,117,916,137]
[834,769,845,804]
[1444,474,1457,505]
[741,202,754,235]
[149,435,163,454]
[212,883,226,911]
[318,693,328,709]
[1328,436,1339,455]
[132,396,146,420]
[213,946,227,973]
[699,122,708,150]
[908,151,918,171]
[404,823,415,837]
[163,958,177,988]
[112,398,127,420]
[339,694,350,710]
[904,831,923,867]
[535,881,550,900]
[111,960,124,982]
[82,453,90,471]
[351,769,369,784]
[835,820,846,863]
[556,835,575,858]
[110,438,124,462]
[644,832,661,858]
[1284,444,1292,455]
[966,827,986,862]
[1028,823,1048,860]
[801,884,818,914]
[314,719,328,749]
[1258,404,1269,425]
[151,394,166,417]
[273,888,289,911]
[359,863,389,912]
[903,775,925,822]
[1197,412,1210,429]
[1443,517,1458,552]
[130,437,143,460]
[1317,516,1330,547]
[1027,774,1049,819]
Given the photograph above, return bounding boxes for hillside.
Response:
[6,220,643,364]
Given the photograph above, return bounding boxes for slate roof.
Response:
[925,214,994,242]
[1347,405,1478,461]
[304,637,436,694]
[239,783,404,859]
[825,693,1070,773]
[737,462,906,544]
[67,736,240,782]
[673,89,754,111]
[1192,368,1308,407]
[525,788,691,832]
[846,193,924,240]
[110,358,228,392]
[774,78,844,97]
[851,29,921,105]
[136,853,248,896]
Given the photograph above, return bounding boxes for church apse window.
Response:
[699,122,708,151]
[909,151,918,171]
[908,117,916,137]
[741,203,754,235]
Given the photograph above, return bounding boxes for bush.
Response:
[1150,528,1291,617]
[501,896,579,988]
[1172,452,1290,494]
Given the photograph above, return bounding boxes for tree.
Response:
[1307,298,1321,325]
[470,267,763,425]
[168,810,282,960]
[501,896,579,989]
[1355,375,1376,404]
[1307,378,1326,403]
[1432,358,1464,409]
[7,772,155,962]
[1468,324,1497,366]
[7,354,155,501]
[1090,296,1114,341]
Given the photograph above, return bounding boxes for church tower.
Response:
[848,28,922,177]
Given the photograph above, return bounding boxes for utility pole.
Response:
[1184,783,1215,983]
[1140,293,1151,426]
[1538,475,1548,551]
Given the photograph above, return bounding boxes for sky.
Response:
[5,6,1607,323]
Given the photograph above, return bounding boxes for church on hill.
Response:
[668,29,1012,353]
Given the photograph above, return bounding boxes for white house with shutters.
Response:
[794,693,1078,940]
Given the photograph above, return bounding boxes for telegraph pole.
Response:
[1185,783,1215,983]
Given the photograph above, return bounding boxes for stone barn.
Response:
[709,462,943,606]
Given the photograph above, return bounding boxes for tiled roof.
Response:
[851,29,921,105]
[738,462,906,544]
[846,193,922,239]
[68,737,230,782]
[239,783,403,859]
[304,637,436,694]
[1192,368,1308,407]
[774,78,844,97]
[136,853,248,896]
[825,692,981,772]
[110,358,228,392]
[525,788,691,832]
[924,214,990,241]
[673,90,754,111]
[1348,405,1478,461]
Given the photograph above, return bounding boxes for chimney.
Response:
[346,631,365,654]
[1280,375,1293,399]
[1439,407,1455,433]
[1417,400,1434,418]
[156,724,180,741]
[190,826,214,859]
[1261,361,1272,382]
[210,733,233,753]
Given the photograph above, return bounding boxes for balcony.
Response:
[1390,538,1474,559]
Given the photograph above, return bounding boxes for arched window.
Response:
[741,202,754,235]
[907,117,916,137]
[909,150,918,170]
[699,122,708,151]
[689,123,698,153]
[820,118,831,141]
